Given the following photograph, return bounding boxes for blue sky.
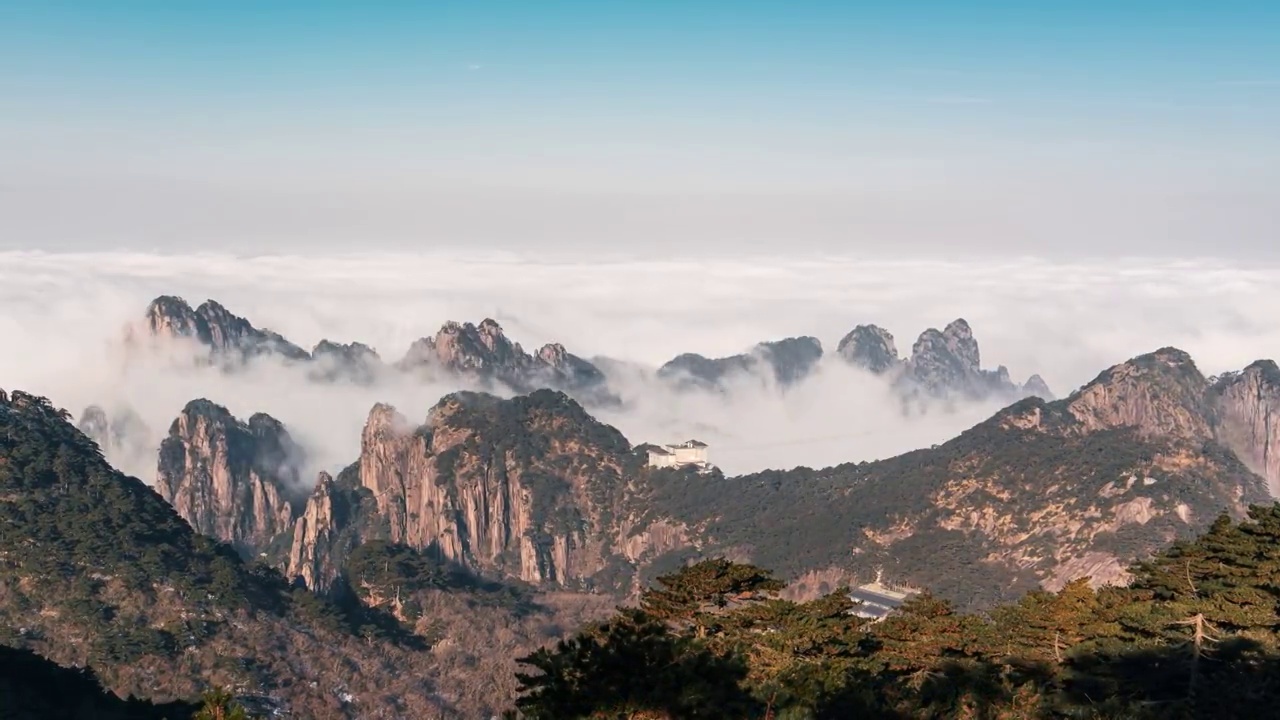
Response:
[2,1,1278,256]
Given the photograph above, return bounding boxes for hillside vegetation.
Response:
[513,505,1280,719]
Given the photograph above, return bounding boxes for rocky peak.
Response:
[399,320,610,400]
[754,336,824,386]
[78,405,112,447]
[428,319,525,372]
[1022,374,1054,400]
[659,336,824,390]
[537,342,570,366]
[1211,359,1280,496]
[76,404,152,474]
[142,296,309,363]
[156,399,304,556]
[904,320,983,397]
[1064,348,1214,440]
[287,468,370,592]
[942,319,981,370]
[145,295,205,339]
[836,324,901,375]
[351,389,640,586]
[310,340,383,383]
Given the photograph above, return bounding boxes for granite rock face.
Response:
[1211,360,1280,496]
[156,399,305,556]
[287,468,373,592]
[353,390,639,585]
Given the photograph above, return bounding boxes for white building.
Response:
[848,572,920,621]
[643,439,711,470]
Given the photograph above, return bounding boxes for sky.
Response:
[2,1,1278,256]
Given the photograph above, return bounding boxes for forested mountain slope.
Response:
[642,348,1275,609]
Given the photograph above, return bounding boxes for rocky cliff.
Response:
[1211,360,1280,496]
[348,389,655,587]
[156,399,304,556]
[286,467,376,592]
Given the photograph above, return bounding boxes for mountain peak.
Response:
[1065,346,1212,440]
[141,296,309,363]
[158,400,304,556]
[836,324,901,375]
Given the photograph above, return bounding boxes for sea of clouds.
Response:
[3,250,1278,484]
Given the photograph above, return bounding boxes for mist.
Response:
[3,250,1279,484]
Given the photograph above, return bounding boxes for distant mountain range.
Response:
[130,295,1053,408]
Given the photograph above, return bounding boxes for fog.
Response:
[3,250,1278,484]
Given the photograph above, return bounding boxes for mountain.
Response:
[308,339,384,384]
[837,318,1052,402]
[290,389,684,593]
[77,404,152,475]
[1,387,629,718]
[140,296,310,364]
[658,336,824,390]
[1211,359,1280,495]
[149,346,1279,614]
[156,399,305,558]
[640,347,1274,609]
[0,388,462,718]
[398,318,613,400]
[835,324,900,375]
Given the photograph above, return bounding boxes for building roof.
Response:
[678,439,709,448]
[848,581,916,620]
[647,446,673,456]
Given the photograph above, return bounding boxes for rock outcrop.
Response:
[836,324,900,375]
[287,467,372,592]
[902,319,1015,399]
[141,296,310,364]
[1211,360,1280,496]
[1064,347,1215,439]
[156,399,304,556]
[837,317,1053,402]
[398,319,611,400]
[77,404,152,473]
[658,336,824,390]
[309,339,383,383]
[352,389,643,586]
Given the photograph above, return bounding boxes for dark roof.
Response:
[645,445,673,455]
[683,439,709,448]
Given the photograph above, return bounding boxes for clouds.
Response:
[2,250,1278,481]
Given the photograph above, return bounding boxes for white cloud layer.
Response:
[2,251,1278,483]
